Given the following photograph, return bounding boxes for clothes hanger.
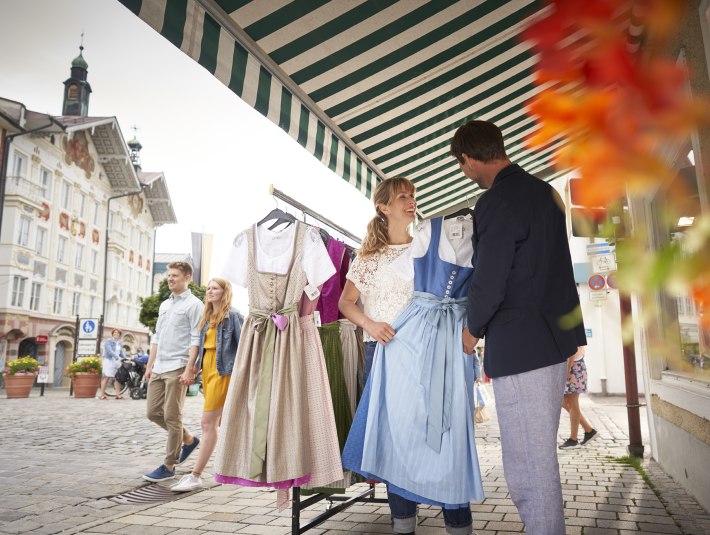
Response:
[257,207,296,229]
[444,207,474,220]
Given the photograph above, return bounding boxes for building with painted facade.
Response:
[0,47,176,386]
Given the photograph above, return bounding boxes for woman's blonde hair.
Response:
[359,176,415,257]
[198,278,233,331]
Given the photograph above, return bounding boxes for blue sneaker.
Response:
[177,437,200,465]
[143,464,175,482]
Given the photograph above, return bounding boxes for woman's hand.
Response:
[179,368,195,386]
[364,319,396,345]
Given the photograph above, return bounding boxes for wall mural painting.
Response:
[37,202,50,221]
[62,130,96,179]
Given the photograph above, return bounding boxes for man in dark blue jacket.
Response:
[451,120,586,535]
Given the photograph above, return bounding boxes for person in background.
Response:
[100,329,125,400]
[452,120,586,535]
[559,346,598,449]
[143,261,204,482]
[171,277,243,492]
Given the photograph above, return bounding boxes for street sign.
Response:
[606,272,618,289]
[37,366,49,383]
[36,335,48,345]
[79,319,99,340]
[585,328,593,338]
[586,242,612,256]
[589,290,607,301]
[77,339,97,356]
[588,274,606,291]
[591,253,617,273]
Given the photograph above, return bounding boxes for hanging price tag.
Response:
[304,284,320,300]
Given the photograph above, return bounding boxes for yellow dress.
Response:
[202,326,231,411]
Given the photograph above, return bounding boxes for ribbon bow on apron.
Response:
[413,291,468,454]
[248,303,297,478]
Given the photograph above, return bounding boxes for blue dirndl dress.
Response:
[342,217,484,507]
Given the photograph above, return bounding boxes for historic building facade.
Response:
[0,48,176,386]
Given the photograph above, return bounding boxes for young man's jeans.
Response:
[365,342,473,535]
[388,490,473,534]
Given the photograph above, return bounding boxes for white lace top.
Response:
[347,244,413,342]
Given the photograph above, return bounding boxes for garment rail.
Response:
[291,485,387,534]
[268,187,385,533]
[269,184,362,245]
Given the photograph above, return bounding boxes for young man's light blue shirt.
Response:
[152,289,203,374]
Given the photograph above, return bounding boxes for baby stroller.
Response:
[115,355,148,400]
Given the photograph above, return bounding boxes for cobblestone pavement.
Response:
[1,386,708,535]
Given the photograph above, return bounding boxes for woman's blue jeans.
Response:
[388,491,472,534]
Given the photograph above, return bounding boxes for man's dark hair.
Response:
[450,120,507,164]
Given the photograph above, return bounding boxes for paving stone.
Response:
[1,389,708,535]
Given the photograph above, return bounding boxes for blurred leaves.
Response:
[523,0,710,332]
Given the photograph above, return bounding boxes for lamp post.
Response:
[101,186,146,327]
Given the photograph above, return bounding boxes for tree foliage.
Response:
[139,278,206,333]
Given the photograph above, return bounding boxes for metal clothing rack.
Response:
[267,186,386,534]
[291,485,387,534]
[269,185,362,245]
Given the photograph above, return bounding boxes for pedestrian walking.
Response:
[100,329,126,400]
[171,277,243,492]
[559,346,599,449]
[452,120,586,535]
[143,261,204,482]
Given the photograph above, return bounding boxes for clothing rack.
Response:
[269,185,362,245]
[267,188,385,533]
[291,485,386,534]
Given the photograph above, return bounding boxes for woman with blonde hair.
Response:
[342,176,484,534]
[339,177,416,379]
[171,277,243,492]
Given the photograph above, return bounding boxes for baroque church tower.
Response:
[62,42,92,116]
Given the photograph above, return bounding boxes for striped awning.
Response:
[118,0,571,217]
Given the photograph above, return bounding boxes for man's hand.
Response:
[178,368,195,386]
[462,326,478,355]
[144,367,152,382]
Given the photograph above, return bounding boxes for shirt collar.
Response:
[490,163,521,189]
[170,289,192,301]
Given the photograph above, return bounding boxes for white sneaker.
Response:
[170,474,203,492]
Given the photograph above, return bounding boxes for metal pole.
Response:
[620,293,644,458]
[70,315,79,397]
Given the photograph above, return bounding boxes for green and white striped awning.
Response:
[118,0,570,217]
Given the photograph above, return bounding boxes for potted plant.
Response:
[66,356,102,398]
[3,356,39,398]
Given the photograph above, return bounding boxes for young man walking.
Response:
[143,261,204,482]
[451,120,586,534]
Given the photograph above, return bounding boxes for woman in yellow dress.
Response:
[171,277,243,492]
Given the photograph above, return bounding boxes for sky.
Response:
[0,0,375,307]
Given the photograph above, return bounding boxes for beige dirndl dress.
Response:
[214,223,342,490]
